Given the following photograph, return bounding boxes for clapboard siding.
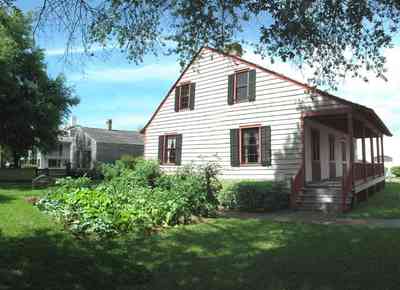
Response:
[144,48,344,180]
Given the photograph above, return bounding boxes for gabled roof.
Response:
[80,127,144,145]
[141,47,392,136]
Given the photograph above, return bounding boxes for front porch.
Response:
[292,106,391,212]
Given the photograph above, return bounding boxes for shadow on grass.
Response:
[0,229,151,290]
[0,194,16,203]
[128,219,400,290]
[1,218,400,290]
[347,181,400,219]
[0,182,35,191]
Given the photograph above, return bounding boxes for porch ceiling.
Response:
[304,108,390,138]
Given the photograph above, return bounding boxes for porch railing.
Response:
[354,162,385,182]
[291,162,305,209]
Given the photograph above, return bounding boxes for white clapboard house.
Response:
[141,47,392,211]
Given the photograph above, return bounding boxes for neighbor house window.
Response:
[48,159,61,168]
[58,144,63,156]
[235,71,249,102]
[241,127,260,164]
[165,135,177,164]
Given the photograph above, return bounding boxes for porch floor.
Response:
[306,178,342,188]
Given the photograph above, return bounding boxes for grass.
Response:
[2,183,400,289]
[345,180,400,219]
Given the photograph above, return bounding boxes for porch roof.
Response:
[311,89,392,137]
[303,105,392,138]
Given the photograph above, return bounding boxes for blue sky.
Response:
[18,1,400,161]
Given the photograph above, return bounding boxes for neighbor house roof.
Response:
[80,127,144,145]
[141,46,392,136]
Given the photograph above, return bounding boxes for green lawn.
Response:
[2,183,400,289]
[345,180,400,219]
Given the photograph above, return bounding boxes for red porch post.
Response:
[342,112,354,212]
[370,137,374,176]
[376,136,380,177]
[362,126,366,181]
[381,135,385,176]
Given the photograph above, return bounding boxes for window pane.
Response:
[235,72,248,100]
[165,136,177,164]
[241,128,259,163]
[237,87,247,100]
[236,72,248,87]
[180,84,190,109]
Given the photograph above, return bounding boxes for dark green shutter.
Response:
[175,134,182,165]
[248,69,256,102]
[189,83,195,110]
[230,129,240,167]
[228,74,235,105]
[158,136,165,164]
[174,86,180,112]
[261,126,272,166]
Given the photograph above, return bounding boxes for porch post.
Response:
[381,135,385,176]
[376,136,380,165]
[344,112,354,211]
[362,126,367,181]
[349,113,354,167]
[370,137,374,175]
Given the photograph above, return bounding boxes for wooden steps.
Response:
[296,178,353,212]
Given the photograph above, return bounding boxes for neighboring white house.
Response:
[37,120,144,169]
[141,47,392,211]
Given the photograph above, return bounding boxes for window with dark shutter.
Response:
[261,126,272,166]
[175,83,195,111]
[241,127,260,164]
[189,83,195,110]
[164,135,177,164]
[159,134,182,165]
[175,134,183,165]
[228,74,235,105]
[174,87,180,112]
[233,126,269,166]
[228,69,256,104]
[230,129,240,167]
[179,84,190,110]
[158,136,165,163]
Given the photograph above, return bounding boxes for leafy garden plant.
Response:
[37,159,220,237]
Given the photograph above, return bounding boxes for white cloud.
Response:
[69,63,179,83]
[45,45,106,56]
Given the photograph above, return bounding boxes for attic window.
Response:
[179,84,190,110]
[235,71,249,102]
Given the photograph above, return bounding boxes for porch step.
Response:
[296,179,352,212]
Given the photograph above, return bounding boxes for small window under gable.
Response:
[179,84,190,110]
[175,83,195,112]
[228,69,256,105]
[236,71,249,102]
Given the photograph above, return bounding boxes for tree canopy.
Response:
[7,0,400,88]
[0,7,79,167]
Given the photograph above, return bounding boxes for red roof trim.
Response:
[141,46,392,136]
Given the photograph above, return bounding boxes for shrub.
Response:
[218,180,289,211]
[391,166,400,177]
[38,159,219,237]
